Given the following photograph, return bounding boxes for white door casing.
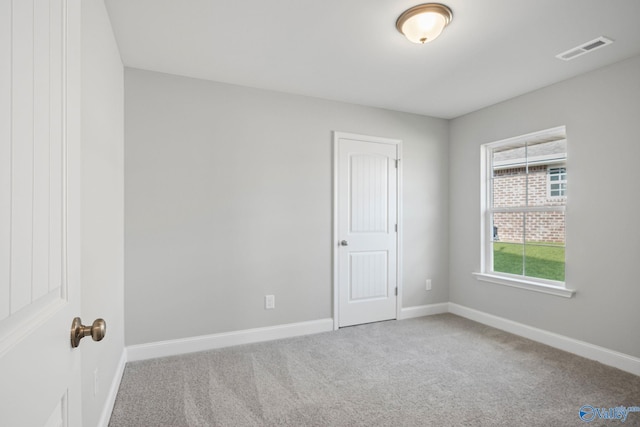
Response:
[334,132,401,328]
[0,0,82,425]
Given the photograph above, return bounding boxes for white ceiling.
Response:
[104,0,640,119]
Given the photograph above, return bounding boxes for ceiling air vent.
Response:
[556,36,614,61]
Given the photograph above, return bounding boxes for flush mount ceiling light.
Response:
[396,3,453,44]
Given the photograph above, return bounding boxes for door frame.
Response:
[332,131,403,330]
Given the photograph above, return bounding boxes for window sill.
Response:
[473,272,576,298]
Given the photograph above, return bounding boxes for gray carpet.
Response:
[109,314,640,426]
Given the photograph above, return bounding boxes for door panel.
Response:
[349,251,388,300]
[336,135,399,327]
[350,153,389,233]
[0,0,81,425]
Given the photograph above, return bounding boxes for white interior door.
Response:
[335,133,400,328]
[0,0,82,425]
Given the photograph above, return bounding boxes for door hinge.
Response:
[395,287,398,296]
[394,159,399,168]
[394,224,397,232]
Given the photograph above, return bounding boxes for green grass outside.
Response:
[493,242,565,282]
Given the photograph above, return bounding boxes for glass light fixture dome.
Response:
[396,3,453,44]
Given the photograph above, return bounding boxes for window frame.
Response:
[476,126,575,298]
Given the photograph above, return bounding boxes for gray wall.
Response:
[449,55,640,358]
[125,68,449,346]
[81,1,125,426]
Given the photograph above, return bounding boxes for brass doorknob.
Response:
[70,317,106,348]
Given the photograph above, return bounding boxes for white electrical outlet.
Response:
[426,279,432,291]
[265,295,275,309]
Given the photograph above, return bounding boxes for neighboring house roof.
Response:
[493,139,567,169]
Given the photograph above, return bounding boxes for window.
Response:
[475,126,575,298]
[548,167,567,197]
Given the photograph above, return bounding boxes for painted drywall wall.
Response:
[81,1,125,426]
[125,68,449,345]
[449,55,640,358]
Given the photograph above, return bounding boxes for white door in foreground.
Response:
[0,0,82,425]
[335,133,399,327]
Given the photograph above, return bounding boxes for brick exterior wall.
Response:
[493,165,565,243]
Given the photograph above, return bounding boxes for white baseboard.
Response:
[448,303,640,376]
[99,306,640,425]
[98,348,127,427]
[124,304,639,375]
[126,318,334,362]
[399,303,449,319]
